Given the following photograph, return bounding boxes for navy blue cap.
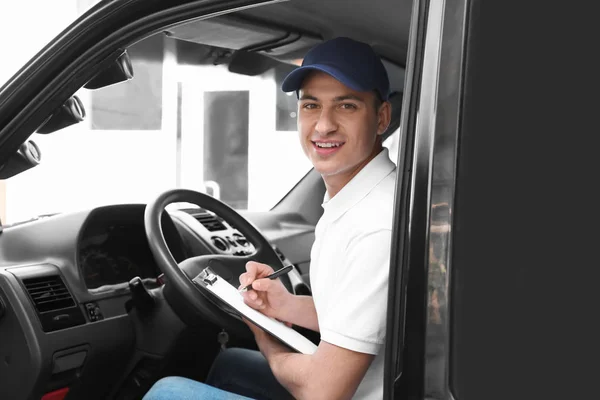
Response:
[281,37,390,101]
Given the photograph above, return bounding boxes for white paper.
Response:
[203,275,318,355]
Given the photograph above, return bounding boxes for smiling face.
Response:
[297,71,391,197]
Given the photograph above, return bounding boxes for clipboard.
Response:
[193,267,318,355]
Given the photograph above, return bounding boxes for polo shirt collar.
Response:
[321,147,396,222]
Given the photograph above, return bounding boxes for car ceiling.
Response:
[239,0,412,66]
[168,0,411,92]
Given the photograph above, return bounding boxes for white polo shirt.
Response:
[310,148,396,399]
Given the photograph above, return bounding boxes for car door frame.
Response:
[384,0,468,398]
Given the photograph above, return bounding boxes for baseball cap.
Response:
[281,37,390,101]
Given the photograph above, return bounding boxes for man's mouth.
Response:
[311,141,344,155]
[312,141,344,148]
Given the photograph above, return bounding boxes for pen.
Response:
[239,264,294,293]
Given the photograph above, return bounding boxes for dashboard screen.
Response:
[79,223,159,289]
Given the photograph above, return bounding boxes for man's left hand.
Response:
[244,318,292,361]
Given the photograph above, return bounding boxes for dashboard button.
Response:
[210,237,229,252]
[85,302,103,322]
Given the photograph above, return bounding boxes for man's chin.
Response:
[314,165,344,178]
[311,156,355,178]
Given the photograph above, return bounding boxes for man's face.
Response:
[297,71,387,182]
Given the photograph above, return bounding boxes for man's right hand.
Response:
[239,261,293,323]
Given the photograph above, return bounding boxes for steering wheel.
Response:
[144,189,290,336]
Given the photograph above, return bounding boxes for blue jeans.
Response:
[143,348,294,400]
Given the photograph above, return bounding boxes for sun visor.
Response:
[165,15,321,60]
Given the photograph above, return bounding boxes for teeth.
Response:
[315,142,341,148]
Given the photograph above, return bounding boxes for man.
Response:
[144,36,396,400]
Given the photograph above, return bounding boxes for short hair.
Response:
[373,91,384,111]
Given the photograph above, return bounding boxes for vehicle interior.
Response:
[4,0,599,399]
[0,0,410,399]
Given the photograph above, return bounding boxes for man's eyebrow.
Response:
[298,94,366,102]
[332,94,366,103]
[299,94,318,101]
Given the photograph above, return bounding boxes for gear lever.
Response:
[127,276,155,313]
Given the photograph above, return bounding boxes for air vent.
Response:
[23,275,75,313]
[195,213,227,231]
[22,275,85,332]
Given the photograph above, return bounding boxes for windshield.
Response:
[2,30,317,223]
[0,17,400,225]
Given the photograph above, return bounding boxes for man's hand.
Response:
[244,317,293,360]
[239,261,293,323]
[239,261,320,332]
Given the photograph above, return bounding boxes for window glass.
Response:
[3,33,313,223]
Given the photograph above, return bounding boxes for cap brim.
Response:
[281,64,368,94]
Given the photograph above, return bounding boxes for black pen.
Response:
[239,264,294,293]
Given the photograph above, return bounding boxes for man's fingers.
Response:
[246,261,274,277]
[239,262,277,300]
[243,298,266,310]
[240,263,262,285]
[241,262,260,285]
[242,291,266,310]
[241,290,256,302]
[252,278,274,292]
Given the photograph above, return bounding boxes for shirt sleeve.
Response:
[319,229,392,355]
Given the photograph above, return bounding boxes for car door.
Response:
[385,0,600,399]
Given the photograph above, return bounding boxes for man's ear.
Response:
[376,101,392,135]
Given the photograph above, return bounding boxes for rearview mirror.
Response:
[84,50,134,90]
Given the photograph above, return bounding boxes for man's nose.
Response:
[314,107,337,135]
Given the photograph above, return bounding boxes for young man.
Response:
[144,37,396,400]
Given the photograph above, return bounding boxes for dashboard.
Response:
[0,202,314,400]
[77,205,187,290]
[79,223,159,289]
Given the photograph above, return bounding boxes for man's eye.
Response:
[302,103,318,110]
[340,103,357,110]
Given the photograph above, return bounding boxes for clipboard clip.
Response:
[192,267,242,321]
[194,267,218,286]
